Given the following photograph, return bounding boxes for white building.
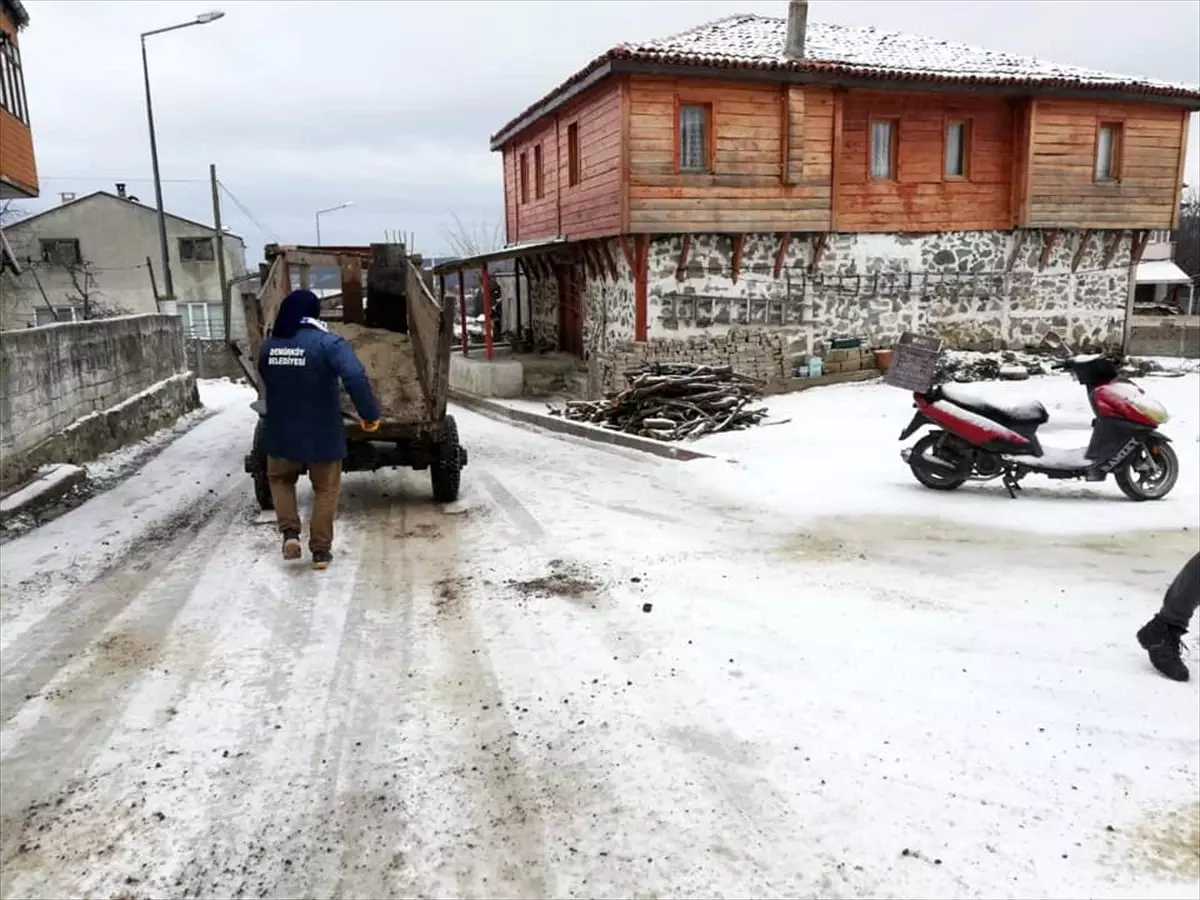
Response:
[0,188,248,337]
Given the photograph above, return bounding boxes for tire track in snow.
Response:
[0,492,228,724]
[0,493,243,892]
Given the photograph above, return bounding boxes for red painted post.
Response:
[458,269,468,356]
[480,265,495,360]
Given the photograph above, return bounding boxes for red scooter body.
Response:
[898,355,1178,501]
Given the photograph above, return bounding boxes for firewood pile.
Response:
[550,363,769,441]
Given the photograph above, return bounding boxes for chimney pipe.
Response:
[785,0,808,60]
[116,183,127,199]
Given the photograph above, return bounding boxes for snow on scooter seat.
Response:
[940,382,1048,423]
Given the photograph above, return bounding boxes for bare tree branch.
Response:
[0,199,29,227]
[442,212,503,259]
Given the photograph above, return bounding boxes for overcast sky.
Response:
[15,0,1200,259]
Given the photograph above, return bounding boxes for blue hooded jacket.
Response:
[258,290,381,463]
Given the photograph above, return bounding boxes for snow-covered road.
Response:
[1,375,1197,899]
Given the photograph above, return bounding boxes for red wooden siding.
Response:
[835,90,1014,232]
[502,80,622,244]
[1023,99,1188,230]
[626,76,832,233]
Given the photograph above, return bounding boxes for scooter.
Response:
[898,353,1178,501]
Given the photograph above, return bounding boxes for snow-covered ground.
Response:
[0,374,1197,899]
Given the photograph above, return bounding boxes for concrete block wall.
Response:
[1127,316,1200,359]
[0,314,198,488]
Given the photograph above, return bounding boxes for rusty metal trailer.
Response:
[230,242,467,510]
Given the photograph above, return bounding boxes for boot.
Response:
[1136,616,1190,682]
[311,549,333,571]
[281,529,302,561]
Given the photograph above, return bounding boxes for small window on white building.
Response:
[179,237,215,262]
[39,238,81,265]
[183,302,226,340]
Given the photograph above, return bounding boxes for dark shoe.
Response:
[1137,616,1190,682]
[281,530,302,561]
[311,549,333,571]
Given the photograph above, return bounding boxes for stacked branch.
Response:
[551,363,769,441]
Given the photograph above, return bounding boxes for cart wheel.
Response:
[430,415,462,503]
[251,418,274,511]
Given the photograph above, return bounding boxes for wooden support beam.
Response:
[730,233,747,284]
[773,232,792,279]
[298,263,311,290]
[634,234,649,342]
[600,240,619,281]
[587,243,604,281]
[619,234,636,273]
[480,265,495,360]
[807,232,829,274]
[1071,230,1095,273]
[829,89,844,232]
[676,234,692,282]
[1129,229,1151,267]
[779,83,792,186]
[458,269,468,356]
[1006,230,1026,272]
[1038,230,1059,270]
[339,255,364,323]
[1100,230,1124,270]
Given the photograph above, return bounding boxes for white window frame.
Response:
[183,302,226,341]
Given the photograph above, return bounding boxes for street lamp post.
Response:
[141,10,225,308]
[315,202,354,246]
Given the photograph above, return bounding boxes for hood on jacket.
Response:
[273,289,322,338]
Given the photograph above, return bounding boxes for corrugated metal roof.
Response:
[491,13,1200,146]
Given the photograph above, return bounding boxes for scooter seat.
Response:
[940,383,1049,425]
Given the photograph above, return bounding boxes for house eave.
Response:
[489,61,614,151]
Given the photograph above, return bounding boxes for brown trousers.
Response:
[267,457,343,552]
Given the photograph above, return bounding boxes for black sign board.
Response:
[884,332,942,393]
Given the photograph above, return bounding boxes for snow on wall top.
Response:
[491,13,1200,145]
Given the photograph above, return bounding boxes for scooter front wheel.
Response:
[908,432,970,491]
[1114,438,1178,501]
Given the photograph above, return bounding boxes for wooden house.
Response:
[0,0,34,201]
[438,0,1200,395]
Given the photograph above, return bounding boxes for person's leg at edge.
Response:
[307,461,343,569]
[1137,552,1200,682]
[267,456,304,560]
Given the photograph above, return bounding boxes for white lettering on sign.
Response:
[267,347,307,367]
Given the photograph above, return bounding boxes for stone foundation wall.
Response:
[528,276,559,347]
[644,228,1130,355]
[0,314,199,488]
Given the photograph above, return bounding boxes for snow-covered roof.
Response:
[491,13,1200,147]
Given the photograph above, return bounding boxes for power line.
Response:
[39,175,209,184]
[217,181,280,243]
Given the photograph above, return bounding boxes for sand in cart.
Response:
[330,322,426,422]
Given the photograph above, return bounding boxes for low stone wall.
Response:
[1128,316,1200,359]
[593,329,789,394]
[0,314,199,489]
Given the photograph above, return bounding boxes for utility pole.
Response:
[210,164,231,344]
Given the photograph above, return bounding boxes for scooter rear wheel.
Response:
[1114,439,1178,501]
[909,432,971,491]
